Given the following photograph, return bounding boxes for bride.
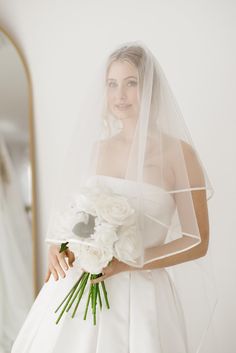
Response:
[11,41,218,353]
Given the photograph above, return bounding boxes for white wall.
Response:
[0,0,235,351]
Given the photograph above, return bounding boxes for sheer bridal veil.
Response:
[45,41,218,352]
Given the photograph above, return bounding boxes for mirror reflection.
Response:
[0,30,35,353]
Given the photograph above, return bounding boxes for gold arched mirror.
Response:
[0,27,37,352]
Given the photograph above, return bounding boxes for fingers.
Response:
[66,250,75,267]
[90,259,120,284]
[47,245,76,283]
[90,273,107,284]
[48,256,66,280]
[50,266,59,281]
[58,252,69,271]
[44,268,51,282]
[52,257,66,279]
[45,266,59,282]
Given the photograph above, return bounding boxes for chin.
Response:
[116,114,132,120]
[112,111,136,120]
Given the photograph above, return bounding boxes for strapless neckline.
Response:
[87,174,175,205]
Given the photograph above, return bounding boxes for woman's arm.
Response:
[91,187,210,283]
[132,140,210,271]
[137,189,209,270]
[91,141,211,283]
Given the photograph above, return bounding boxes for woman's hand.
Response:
[90,258,132,284]
[45,244,75,282]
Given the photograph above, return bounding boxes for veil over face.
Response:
[45,41,218,352]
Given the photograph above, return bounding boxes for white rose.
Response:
[73,192,97,216]
[114,225,140,263]
[95,215,104,226]
[76,212,89,224]
[95,194,135,226]
[73,185,112,216]
[49,208,79,241]
[76,242,114,274]
[52,206,91,240]
[91,222,118,246]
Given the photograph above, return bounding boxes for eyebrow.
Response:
[107,76,138,81]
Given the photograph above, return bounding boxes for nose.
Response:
[117,85,127,101]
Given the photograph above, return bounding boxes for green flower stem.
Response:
[71,272,90,318]
[95,283,98,308]
[54,275,83,314]
[101,280,110,309]
[90,275,94,310]
[92,275,96,312]
[55,271,110,325]
[83,287,92,320]
[97,283,102,310]
[66,272,88,313]
[94,283,99,325]
[90,275,96,324]
[55,284,78,324]
[92,282,96,314]
[92,282,96,325]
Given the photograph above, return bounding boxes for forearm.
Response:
[128,236,208,271]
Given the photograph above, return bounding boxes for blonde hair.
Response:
[106,45,146,88]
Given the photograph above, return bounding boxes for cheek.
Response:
[107,94,116,113]
[130,90,139,106]
[106,93,113,108]
[107,91,115,104]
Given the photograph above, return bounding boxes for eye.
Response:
[107,81,117,88]
[127,80,137,87]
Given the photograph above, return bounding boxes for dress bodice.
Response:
[86,175,176,248]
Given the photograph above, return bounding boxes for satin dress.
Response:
[11,175,189,353]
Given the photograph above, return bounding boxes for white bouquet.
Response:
[49,184,139,325]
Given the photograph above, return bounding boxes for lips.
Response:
[115,104,132,111]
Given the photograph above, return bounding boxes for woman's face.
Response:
[106,60,140,121]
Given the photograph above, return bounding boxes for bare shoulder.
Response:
[168,137,205,185]
[179,140,203,178]
[162,134,197,162]
[180,139,197,160]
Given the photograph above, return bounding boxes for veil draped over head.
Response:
[45,41,218,352]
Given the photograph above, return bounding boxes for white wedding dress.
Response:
[11,175,189,353]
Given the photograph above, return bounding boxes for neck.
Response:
[118,116,138,142]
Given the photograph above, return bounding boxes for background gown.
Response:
[0,137,33,353]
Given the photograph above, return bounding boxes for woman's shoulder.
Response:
[160,132,195,157]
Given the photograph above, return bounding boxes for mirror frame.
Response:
[0,25,38,297]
